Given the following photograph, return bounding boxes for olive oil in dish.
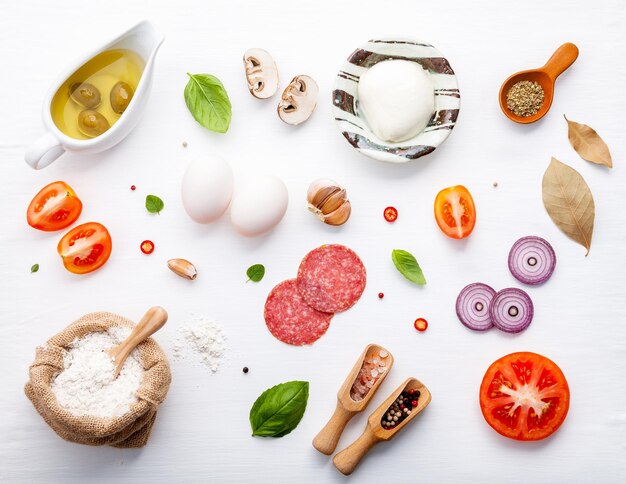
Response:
[50,49,144,139]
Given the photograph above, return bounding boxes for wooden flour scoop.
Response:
[333,377,432,475]
[107,306,168,377]
[313,344,394,455]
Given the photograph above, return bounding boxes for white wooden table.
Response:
[1,1,625,482]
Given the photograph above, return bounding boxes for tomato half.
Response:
[434,185,476,239]
[57,222,112,274]
[479,352,570,441]
[27,181,82,231]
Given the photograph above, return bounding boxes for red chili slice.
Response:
[384,206,398,222]
[414,318,428,332]
[140,240,154,254]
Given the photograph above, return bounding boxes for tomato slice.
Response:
[27,181,82,231]
[57,222,112,274]
[479,352,570,441]
[434,185,476,239]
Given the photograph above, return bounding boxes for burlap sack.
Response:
[24,311,171,448]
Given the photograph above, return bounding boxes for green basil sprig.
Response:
[184,73,232,133]
[250,381,309,437]
[392,249,426,285]
[246,264,265,283]
[146,195,164,214]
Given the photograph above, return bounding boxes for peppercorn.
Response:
[242,367,249,374]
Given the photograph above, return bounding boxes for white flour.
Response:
[173,318,227,373]
[51,327,144,418]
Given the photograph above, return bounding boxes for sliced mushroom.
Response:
[243,48,279,99]
[277,75,318,125]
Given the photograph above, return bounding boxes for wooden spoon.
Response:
[499,43,579,124]
[312,344,394,455]
[107,306,168,378]
[333,377,431,475]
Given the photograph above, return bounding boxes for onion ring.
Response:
[456,283,496,331]
[508,236,556,285]
[490,288,534,333]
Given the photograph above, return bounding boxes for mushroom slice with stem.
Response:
[243,48,279,99]
[277,75,318,125]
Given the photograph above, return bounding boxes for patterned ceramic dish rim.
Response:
[332,36,461,163]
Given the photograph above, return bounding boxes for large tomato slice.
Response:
[434,185,476,239]
[57,222,112,274]
[27,181,83,231]
[479,352,570,441]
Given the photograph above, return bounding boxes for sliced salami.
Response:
[264,279,333,346]
[296,244,366,313]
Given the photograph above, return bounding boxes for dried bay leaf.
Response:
[565,115,612,168]
[542,157,595,255]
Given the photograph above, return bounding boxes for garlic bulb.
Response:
[306,179,351,226]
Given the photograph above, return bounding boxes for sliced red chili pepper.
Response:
[414,318,428,332]
[140,240,154,254]
[384,206,398,223]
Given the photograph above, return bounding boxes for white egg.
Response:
[230,175,288,237]
[181,155,234,224]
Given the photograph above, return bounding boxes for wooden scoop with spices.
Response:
[312,344,394,455]
[107,306,168,378]
[333,377,431,476]
[499,43,579,124]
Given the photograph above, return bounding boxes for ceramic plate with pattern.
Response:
[332,37,460,163]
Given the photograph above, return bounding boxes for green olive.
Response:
[110,81,134,114]
[69,82,101,108]
[77,110,110,138]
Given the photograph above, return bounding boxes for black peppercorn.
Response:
[243,367,249,374]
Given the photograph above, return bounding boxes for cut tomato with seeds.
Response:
[26,181,82,232]
[140,240,155,254]
[384,206,398,222]
[479,352,569,441]
[57,222,112,274]
[434,185,476,239]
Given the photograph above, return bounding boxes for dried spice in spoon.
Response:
[506,80,545,117]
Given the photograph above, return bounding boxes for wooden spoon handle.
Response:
[542,43,579,81]
[114,307,168,363]
[333,427,379,476]
[312,402,356,455]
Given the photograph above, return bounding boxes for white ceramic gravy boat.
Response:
[25,20,164,170]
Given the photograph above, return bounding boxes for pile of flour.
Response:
[51,327,144,418]
[172,317,227,373]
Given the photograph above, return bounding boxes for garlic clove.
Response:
[307,179,341,208]
[319,188,347,215]
[306,178,351,226]
[322,199,351,226]
[167,258,197,280]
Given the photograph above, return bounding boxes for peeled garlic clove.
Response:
[321,199,351,226]
[167,258,197,280]
[306,178,351,226]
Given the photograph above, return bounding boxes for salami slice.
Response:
[296,244,366,313]
[264,279,333,346]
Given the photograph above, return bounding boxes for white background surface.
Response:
[1,1,625,482]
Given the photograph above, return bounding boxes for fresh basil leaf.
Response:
[184,73,232,133]
[392,249,426,285]
[250,381,309,438]
[246,264,265,283]
[30,264,39,273]
[146,195,164,214]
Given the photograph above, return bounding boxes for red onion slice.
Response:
[456,283,496,331]
[508,236,556,285]
[490,288,534,333]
